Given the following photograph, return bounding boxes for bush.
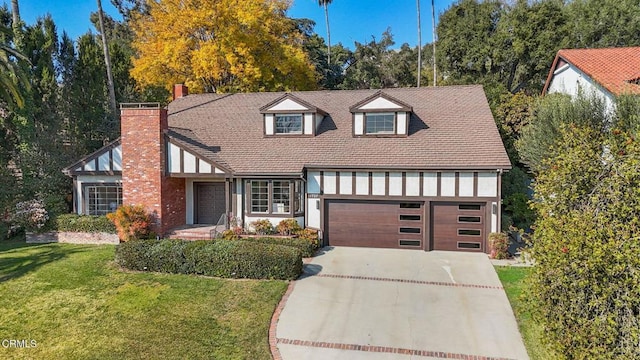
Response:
[250,219,273,235]
[294,228,320,248]
[226,236,316,258]
[11,199,49,232]
[51,214,116,233]
[115,239,302,280]
[488,232,509,259]
[276,218,301,236]
[107,205,153,241]
[0,222,8,241]
[220,229,239,240]
[528,126,640,358]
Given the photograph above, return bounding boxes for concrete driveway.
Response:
[272,247,529,360]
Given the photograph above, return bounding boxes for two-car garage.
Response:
[324,200,487,252]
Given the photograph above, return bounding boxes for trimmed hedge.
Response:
[50,214,116,233]
[232,237,317,258]
[115,239,302,280]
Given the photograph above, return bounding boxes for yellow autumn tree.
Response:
[130,0,317,93]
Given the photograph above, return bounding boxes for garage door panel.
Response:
[326,200,424,249]
[432,202,485,252]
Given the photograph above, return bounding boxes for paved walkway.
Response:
[271,247,529,360]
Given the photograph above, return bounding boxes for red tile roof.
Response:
[543,47,640,96]
[167,86,511,174]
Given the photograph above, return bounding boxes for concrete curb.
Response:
[269,257,314,360]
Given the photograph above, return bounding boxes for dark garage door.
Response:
[325,200,424,249]
[431,202,485,252]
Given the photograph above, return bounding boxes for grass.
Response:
[495,266,559,360]
[0,239,288,359]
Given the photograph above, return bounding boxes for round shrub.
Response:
[107,205,153,241]
[250,219,273,235]
[276,218,301,236]
[11,199,49,232]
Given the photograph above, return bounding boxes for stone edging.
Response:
[26,231,119,245]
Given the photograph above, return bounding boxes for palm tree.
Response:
[317,0,332,65]
[0,26,29,109]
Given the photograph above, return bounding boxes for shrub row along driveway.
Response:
[274,247,529,360]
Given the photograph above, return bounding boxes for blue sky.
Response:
[10,0,456,49]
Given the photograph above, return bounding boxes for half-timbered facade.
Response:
[64,85,511,253]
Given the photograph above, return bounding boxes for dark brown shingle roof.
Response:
[167,86,511,174]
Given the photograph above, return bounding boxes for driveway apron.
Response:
[273,247,529,360]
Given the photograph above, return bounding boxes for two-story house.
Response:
[64,85,511,253]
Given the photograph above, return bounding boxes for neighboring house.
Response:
[542,46,640,108]
[63,85,511,253]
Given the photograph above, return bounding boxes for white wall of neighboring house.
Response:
[547,63,616,113]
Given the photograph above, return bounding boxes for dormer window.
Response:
[350,91,413,137]
[260,93,327,136]
[365,113,395,134]
[275,114,303,134]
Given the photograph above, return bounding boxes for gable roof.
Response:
[259,93,327,115]
[167,86,511,175]
[348,90,413,112]
[543,47,640,96]
[63,138,122,176]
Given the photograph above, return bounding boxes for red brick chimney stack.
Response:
[120,104,186,235]
[173,84,188,100]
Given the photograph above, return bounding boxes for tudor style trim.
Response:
[349,90,413,112]
[165,137,232,176]
[260,93,328,115]
[63,138,122,176]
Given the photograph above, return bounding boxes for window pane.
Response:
[294,180,303,213]
[86,184,122,216]
[251,180,268,213]
[272,180,290,214]
[365,113,395,134]
[275,114,303,134]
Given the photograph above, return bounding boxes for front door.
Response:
[195,182,226,224]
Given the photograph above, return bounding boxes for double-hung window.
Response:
[274,114,303,134]
[248,180,304,215]
[272,181,290,214]
[250,180,269,213]
[365,112,395,134]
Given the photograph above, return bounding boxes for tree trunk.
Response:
[417,0,422,87]
[97,0,118,134]
[324,3,331,65]
[11,0,22,47]
[431,0,437,87]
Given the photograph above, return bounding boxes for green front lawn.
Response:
[495,266,557,360]
[0,240,287,359]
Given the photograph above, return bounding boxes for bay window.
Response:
[248,179,304,215]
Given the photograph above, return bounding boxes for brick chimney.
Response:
[120,104,185,235]
[173,84,188,100]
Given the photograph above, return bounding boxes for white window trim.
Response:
[364,112,396,134]
[274,114,303,134]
